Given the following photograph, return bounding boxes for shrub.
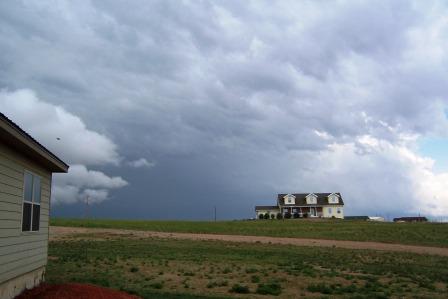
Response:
[256,283,282,296]
[307,283,332,294]
[270,214,275,219]
[276,213,283,220]
[284,212,292,219]
[293,213,300,219]
[418,280,436,290]
[258,214,264,220]
[263,213,270,220]
[307,283,358,295]
[211,280,229,287]
[303,213,309,218]
[148,282,164,289]
[207,281,216,289]
[230,284,250,294]
[222,267,232,274]
[251,275,260,283]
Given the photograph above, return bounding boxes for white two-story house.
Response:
[255,193,345,219]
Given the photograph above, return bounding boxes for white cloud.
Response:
[0,89,119,166]
[51,185,80,205]
[127,158,155,168]
[55,164,128,190]
[81,189,109,204]
[283,134,448,217]
[0,89,128,204]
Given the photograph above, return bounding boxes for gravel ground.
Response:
[50,226,448,257]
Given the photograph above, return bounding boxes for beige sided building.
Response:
[0,112,68,299]
[255,193,345,219]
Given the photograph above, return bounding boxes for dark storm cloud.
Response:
[1,0,448,218]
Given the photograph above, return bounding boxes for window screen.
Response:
[22,172,42,232]
[32,205,40,231]
[24,172,33,202]
[22,202,32,231]
[33,177,41,203]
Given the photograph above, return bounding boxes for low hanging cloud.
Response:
[127,158,156,168]
[55,165,128,189]
[52,164,128,204]
[293,134,448,217]
[0,89,128,204]
[0,89,119,166]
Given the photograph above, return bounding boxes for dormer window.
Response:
[328,193,339,204]
[306,193,317,204]
[284,194,296,205]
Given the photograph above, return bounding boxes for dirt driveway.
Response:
[50,226,448,257]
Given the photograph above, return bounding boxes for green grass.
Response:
[47,233,448,298]
[51,218,448,247]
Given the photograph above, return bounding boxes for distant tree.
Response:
[284,212,292,219]
[276,213,283,220]
[263,213,270,220]
[270,214,275,219]
[258,214,264,220]
[293,213,300,219]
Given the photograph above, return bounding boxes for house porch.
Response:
[282,206,323,217]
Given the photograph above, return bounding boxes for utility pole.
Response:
[85,195,90,219]
[214,206,217,222]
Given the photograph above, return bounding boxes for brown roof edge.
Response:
[0,112,69,173]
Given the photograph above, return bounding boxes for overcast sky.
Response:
[1,0,448,220]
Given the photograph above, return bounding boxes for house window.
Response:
[287,199,292,203]
[328,208,332,214]
[329,195,339,204]
[307,194,317,204]
[22,172,41,232]
[283,208,288,213]
[337,208,341,214]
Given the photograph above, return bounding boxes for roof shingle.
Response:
[277,193,344,206]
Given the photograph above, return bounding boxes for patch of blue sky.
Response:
[418,137,448,173]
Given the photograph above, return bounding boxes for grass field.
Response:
[47,231,448,298]
[51,218,448,247]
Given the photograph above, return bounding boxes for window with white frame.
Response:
[307,194,317,204]
[329,194,339,203]
[22,172,41,232]
[328,207,332,214]
[337,208,341,214]
[285,194,295,204]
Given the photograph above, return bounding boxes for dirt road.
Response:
[50,226,448,257]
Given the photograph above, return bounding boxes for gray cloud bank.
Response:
[1,1,448,219]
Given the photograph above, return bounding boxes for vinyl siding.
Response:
[322,206,344,218]
[0,142,52,285]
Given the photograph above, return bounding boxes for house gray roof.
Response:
[0,112,69,172]
[254,205,279,211]
[277,193,344,206]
